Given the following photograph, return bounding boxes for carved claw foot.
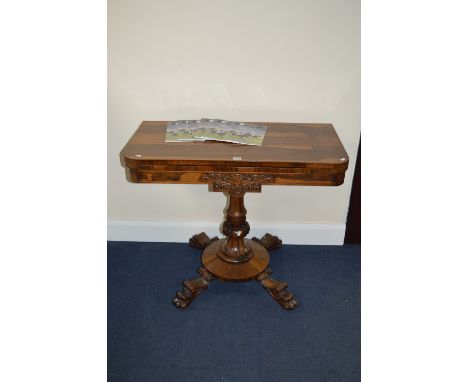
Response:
[189,232,219,249]
[257,268,298,310]
[172,268,215,309]
[251,233,282,251]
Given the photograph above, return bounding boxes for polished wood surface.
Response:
[121,121,349,310]
[122,121,349,187]
[123,121,348,165]
[202,239,269,282]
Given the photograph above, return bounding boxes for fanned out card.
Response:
[166,119,267,145]
[191,119,231,142]
[222,121,267,146]
[165,120,205,142]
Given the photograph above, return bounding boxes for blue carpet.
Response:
[108,242,360,382]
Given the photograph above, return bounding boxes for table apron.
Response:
[128,169,345,187]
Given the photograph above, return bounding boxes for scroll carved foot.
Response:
[172,268,215,309]
[251,233,282,251]
[189,232,219,249]
[257,268,298,310]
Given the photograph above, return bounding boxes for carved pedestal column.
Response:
[219,194,251,263]
[173,173,297,310]
[200,192,271,282]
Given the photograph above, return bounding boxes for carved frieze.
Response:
[201,173,273,195]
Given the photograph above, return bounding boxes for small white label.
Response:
[232,156,242,161]
[135,154,142,158]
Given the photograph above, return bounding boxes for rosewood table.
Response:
[121,121,349,310]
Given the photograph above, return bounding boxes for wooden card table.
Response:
[121,121,349,310]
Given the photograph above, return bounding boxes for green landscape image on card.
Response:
[165,121,202,142]
[192,121,267,145]
[165,119,267,145]
[194,127,264,145]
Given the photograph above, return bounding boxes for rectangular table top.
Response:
[121,121,349,187]
[123,121,348,166]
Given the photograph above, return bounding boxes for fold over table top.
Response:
[122,121,349,187]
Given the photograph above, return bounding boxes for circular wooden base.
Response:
[201,239,270,281]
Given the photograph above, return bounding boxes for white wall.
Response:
[108,0,360,243]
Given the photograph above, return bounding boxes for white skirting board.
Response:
[107,220,346,245]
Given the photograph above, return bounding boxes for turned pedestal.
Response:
[172,191,297,310]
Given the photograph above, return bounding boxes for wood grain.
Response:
[121,121,349,187]
[202,239,270,282]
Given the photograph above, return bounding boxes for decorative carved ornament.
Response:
[189,232,219,249]
[201,173,274,195]
[172,267,215,309]
[257,268,298,310]
[252,233,283,251]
